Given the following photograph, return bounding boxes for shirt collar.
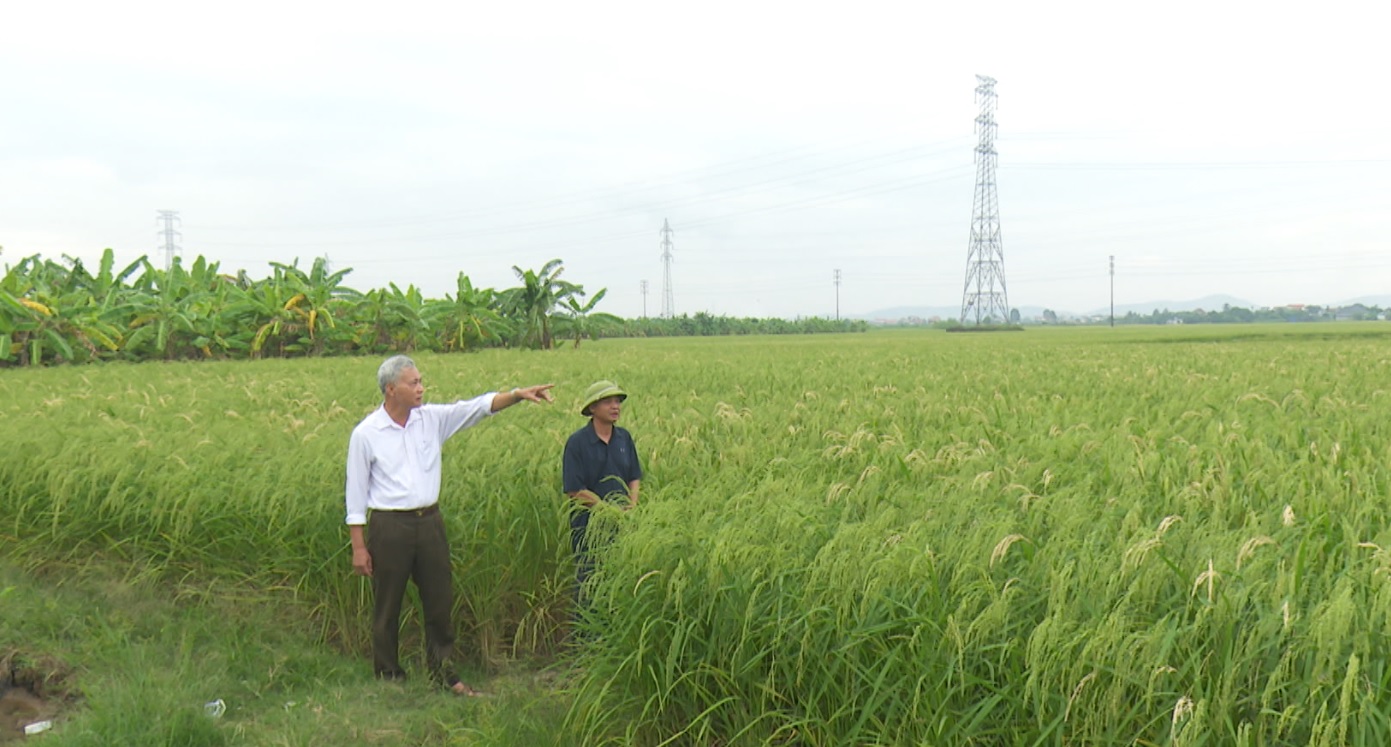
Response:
[367,405,414,430]
[583,421,619,444]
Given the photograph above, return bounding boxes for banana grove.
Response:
[0,250,867,367]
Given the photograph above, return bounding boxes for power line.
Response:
[1006,158,1391,171]
[187,135,972,233]
[201,162,974,260]
[191,147,970,250]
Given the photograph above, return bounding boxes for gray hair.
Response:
[377,355,417,394]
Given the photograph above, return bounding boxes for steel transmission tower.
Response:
[660,219,675,318]
[156,210,182,271]
[640,279,649,318]
[1109,255,1115,327]
[959,75,1010,325]
[833,269,842,320]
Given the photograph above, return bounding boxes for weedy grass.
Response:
[4,324,1391,744]
[0,559,575,746]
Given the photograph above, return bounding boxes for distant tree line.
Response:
[1037,303,1386,326]
[625,312,868,337]
[0,249,865,367]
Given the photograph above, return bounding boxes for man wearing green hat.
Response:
[562,380,643,596]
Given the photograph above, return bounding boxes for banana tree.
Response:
[64,248,144,313]
[554,288,623,349]
[227,269,303,359]
[503,259,582,350]
[0,288,75,366]
[426,273,509,353]
[350,283,434,353]
[125,257,211,360]
[0,253,122,365]
[0,254,50,365]
[272,257,360,355]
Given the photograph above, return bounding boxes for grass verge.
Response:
[0,557,576,746]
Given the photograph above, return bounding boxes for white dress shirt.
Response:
[344,394,496,525]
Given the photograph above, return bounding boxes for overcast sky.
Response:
[3,0,1388,319]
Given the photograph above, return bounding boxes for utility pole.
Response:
[155,210,181,271]
[640,280,649,318]
[833,269,842,321]
[959,75,1010,326]
[660,219,675,319]
[1109,255,1115,327]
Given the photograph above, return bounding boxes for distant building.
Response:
[1335,304,1373,321]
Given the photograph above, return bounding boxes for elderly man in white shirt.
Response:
[345,354,553,696]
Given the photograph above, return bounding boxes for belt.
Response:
[374,503,439,517]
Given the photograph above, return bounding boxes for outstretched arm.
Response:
[491,384,555,412]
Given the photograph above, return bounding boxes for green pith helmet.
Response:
[580,380,628,416]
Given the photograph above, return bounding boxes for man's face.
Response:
[590,395,623,424]
[386,367,424,410]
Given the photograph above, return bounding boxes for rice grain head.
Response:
[1236,536,1274,569]
[1157,515,1183,535]
[1172,695,1195,727]
[990,534,1028,568]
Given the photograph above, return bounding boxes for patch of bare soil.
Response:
[0,650,79,743]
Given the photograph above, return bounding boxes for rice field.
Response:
[4,324,1391,745]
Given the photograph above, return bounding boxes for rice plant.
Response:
[4,324,1391,744]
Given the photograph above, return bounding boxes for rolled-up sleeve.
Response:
[345,428,372,525]
[435,394,497,440]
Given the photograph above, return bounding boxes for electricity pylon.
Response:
[959,75,1010,325]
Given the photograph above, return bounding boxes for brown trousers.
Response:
[366,508,454,681]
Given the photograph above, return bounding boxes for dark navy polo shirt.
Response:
[562,423,642,517]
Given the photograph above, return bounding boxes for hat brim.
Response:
[581,391,627,416]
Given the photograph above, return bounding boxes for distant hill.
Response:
[1340,294,1391,308]
[853,305,960,322]
[1086,294,1255,317]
